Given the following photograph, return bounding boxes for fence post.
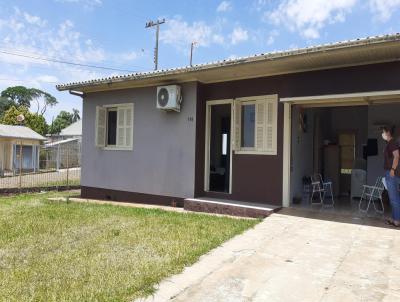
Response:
[66,146,69,190]
[19,140,22,193]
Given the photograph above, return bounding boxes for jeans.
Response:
[385,171,400,221]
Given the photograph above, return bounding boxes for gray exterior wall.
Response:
[81,82,198,198]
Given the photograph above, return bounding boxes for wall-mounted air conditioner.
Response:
[156,85,182,112]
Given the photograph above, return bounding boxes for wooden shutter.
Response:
[116,104,134,149]
[232,100,241,151]
[254,95,277,154]
[265,95,277,154]
[256,100,266,152]
[117,108,125,147]
[95,106,106,148]
[125,105,133,148]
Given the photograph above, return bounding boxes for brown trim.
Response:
[81,186,184,207]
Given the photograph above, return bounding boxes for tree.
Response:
[1,106,48,136]
[0,96,17,118]
[48,108,80,134]
[1,86,58,115]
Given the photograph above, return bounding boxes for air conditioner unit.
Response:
[156,85,182,112]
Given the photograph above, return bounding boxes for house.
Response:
[0,124,45,175]
[46,120,82,142]
[56,34,400,214]
[43,138,81,170]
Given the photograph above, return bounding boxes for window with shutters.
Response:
[95,103,134,150]
[233,95,277,155]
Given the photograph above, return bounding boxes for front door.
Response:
[205,102,232,193]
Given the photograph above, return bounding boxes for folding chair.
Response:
[359,176,385,214]
[310,174,335,206]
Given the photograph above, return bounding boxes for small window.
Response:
[233,95,277,155]
[107,109,117,146]
[241,103,255,148]
[95,103,134,150]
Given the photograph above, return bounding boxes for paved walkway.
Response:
[140,208,400,302]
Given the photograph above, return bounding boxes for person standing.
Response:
[382,125,400,227]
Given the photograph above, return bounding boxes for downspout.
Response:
[69,90,86,98]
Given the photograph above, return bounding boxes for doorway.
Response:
[205,101,232,193]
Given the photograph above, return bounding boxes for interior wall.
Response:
[367,103,400,184]
[329,106,368,158]
[290,106,314,201]
[290,105,368,201]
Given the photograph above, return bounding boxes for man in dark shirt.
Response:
[382,125,400,227]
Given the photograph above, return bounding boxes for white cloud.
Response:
[230,27,249,44]
[217,1,232,12]
[55,0,102,9]
[265,0,357,39]
[266,29,279,45]
[23,12,47,27]
[160,17,225,50]
[369,0,400,21]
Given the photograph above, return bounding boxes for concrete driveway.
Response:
[141,208,400,302]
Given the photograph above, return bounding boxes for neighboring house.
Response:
[0,124,45,175]
[47,120,82,142]
[56,34,400,209]
[43,138,81,170]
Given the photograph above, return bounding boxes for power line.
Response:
[0,50,139,73]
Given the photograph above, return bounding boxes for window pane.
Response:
[107,110,117,145]
[241,104,255,148]
[222,133,227,155]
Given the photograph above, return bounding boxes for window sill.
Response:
[101,146,133,151]
[234,150,277,156]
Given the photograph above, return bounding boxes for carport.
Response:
[282,90,400,213]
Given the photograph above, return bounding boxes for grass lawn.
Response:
[0,192,259,301]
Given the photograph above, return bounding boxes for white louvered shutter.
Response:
[116,105,134,149]
[265,95,277,154]
[117,107,126,147]
[95,106,106,147]
[256,100,266,152]
[233,100,241,151]
[125,105,133,148]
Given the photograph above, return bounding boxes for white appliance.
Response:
[156,85,182,112]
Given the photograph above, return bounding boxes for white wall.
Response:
[290,106,314,200]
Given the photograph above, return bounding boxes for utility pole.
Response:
[145,18,165,70]
[190,41,197,67]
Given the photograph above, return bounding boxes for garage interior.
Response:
[289,99,400,215]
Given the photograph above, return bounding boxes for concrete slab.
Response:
[138,208,400,302]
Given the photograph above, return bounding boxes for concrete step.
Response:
[184,197,280,218]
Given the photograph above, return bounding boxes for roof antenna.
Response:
[190,41,197,67]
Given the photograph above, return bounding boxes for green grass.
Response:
[0,192,259,301]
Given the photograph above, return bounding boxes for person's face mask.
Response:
[382,132,388,141]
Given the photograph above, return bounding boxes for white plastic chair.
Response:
[310,174,335,206]
[359,176,385,214]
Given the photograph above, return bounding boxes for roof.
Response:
[56,33,400,93]
[60,120,82,136]
[44,137,79,148]
[0,124,46,141]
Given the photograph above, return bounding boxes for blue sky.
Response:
[0,0,399,122]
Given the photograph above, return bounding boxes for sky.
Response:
[0,0,399,122]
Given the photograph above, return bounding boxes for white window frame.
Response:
[233,94,278,155]
[96,103,134,151]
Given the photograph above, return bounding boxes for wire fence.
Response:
[0,139,81,192]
